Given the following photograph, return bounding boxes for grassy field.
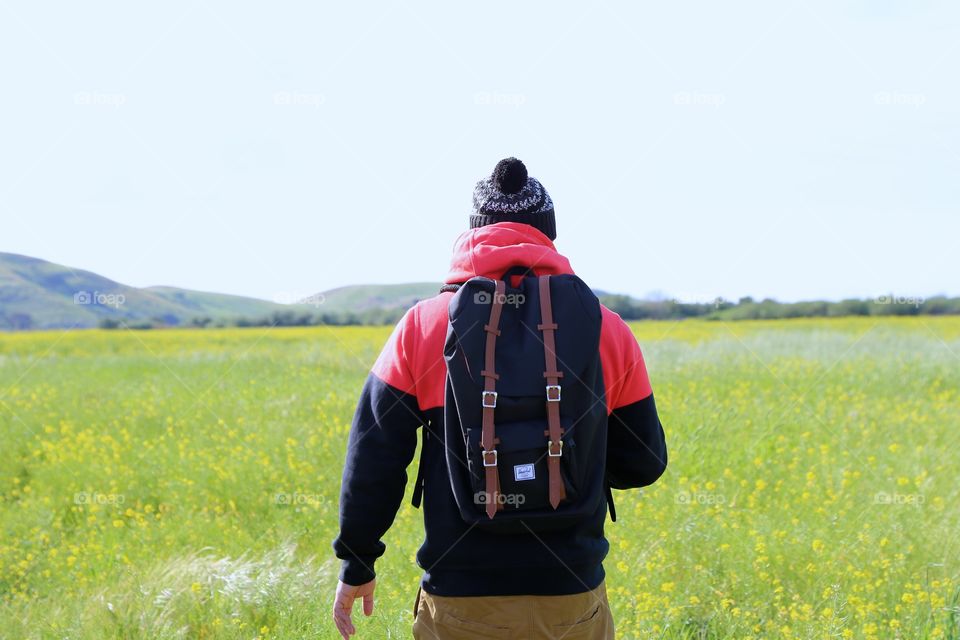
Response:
[1,317,958,639]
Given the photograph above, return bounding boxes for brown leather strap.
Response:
[481,280,506,518]
[537,275,566,508]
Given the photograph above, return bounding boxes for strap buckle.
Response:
[546,385,561,402]
[481,391,498,408]
[547,440,563,457]
[482,449,498,467]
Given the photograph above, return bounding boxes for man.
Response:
[332,158,667,639]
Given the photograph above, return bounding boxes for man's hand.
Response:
[333,578,376,638]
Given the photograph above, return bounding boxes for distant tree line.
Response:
[88,294,960,330]
[97,308,409,330]
[600,295,960,321]
[1,312,35,330]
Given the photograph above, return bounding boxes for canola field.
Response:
[1,317,958,639]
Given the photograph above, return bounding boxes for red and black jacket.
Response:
[333,222,667,596]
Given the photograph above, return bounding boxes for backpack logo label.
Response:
[514,463,535,481]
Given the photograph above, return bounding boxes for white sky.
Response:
[1,1,957,303]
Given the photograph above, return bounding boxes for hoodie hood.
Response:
[445,222,574,284]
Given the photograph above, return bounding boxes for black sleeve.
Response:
[606,393,668,490]
[332,374,423,585]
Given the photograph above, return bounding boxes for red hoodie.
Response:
[334,222,668,597]
[372,222,652,414]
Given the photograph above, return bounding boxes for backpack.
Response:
[416,270,612,533]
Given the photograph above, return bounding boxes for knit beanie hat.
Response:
[470,157,556,240]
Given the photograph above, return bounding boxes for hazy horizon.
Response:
[1,249,951,307]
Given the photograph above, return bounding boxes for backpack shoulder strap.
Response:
[480,279,507,519]
[606,483,617,522]
[537,275,567,509]
[411,428,428,508]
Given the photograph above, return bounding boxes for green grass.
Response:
[1,318,958,639]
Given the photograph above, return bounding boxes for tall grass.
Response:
[1,318,958,638]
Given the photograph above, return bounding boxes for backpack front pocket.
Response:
[466,419,578,513]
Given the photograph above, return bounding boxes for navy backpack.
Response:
[434,271,611,533]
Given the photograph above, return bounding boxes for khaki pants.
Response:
[412,581,615,639]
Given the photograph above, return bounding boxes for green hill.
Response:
[0,253,285,330]
[315,283,441,314]
[0,254,449,331]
